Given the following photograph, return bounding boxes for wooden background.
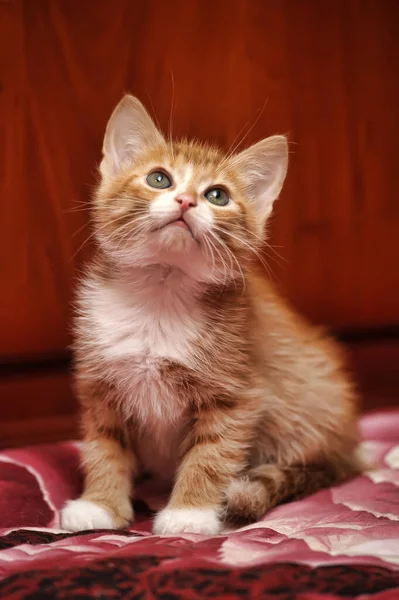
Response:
[1,0,398,447]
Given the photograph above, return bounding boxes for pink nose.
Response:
[175,193,197,212]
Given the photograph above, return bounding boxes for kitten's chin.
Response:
[100,232,227,284]
[146,238,217,284]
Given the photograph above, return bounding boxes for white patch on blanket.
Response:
[385,446,399,470]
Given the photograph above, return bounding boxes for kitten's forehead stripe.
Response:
[143,141,227,175]
[128,140,244,200]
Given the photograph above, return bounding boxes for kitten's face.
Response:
[95,142,259,281]
[94,96,288,284]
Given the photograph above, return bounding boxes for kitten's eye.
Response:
[146,171,172,189]
[205,187,230,206]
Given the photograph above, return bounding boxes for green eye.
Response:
[146,171,172,189]
[205,187,230,206]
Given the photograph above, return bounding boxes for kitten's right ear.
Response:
[100,95,164,179]
[233,135,288,223]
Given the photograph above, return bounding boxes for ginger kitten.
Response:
[61,95,361,535]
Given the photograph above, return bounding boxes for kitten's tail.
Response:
[225,457,362,524]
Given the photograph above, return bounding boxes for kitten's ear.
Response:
[234,135,288,221]
[100,95,164,178]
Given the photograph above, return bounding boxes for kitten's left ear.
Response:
[234,135,288,221]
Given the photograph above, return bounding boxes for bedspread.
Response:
[0,410,398,599]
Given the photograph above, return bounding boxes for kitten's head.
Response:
[94,95,288,283]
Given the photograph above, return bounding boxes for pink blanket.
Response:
[0,410,398,599]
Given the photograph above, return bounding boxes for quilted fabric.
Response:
[0,410,398,599]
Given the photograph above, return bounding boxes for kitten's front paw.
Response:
[61,499,129,532]
[153,507,221,535]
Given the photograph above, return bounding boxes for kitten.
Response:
[61,95,361,535]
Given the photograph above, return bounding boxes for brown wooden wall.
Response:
[1,0,398,447]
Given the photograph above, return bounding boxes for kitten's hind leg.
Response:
[226,458,361,524]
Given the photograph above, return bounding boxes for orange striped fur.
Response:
[61,96,361,535]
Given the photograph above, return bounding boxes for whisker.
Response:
[209,230,237,288]
[201,219,274,283]
[65,206,92,215]
[207,229,246,293]
[71,214,130,260]
[144,88,162,133]
[221,99,268,166]
[236,224,286,268]
[262,241,287,265]
[205,233,230,287]
[202,236,217,281]
[72,221,91,239]
[169,70,175,160]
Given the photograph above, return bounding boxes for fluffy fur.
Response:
[61,95,361,535]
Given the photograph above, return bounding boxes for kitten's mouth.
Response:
[168,217,189,230]
[158,217,195,237]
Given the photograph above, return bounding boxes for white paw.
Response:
[153,507,221,535]
[61,499,116,532]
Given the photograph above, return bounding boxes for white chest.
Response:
[80,273,204,428]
